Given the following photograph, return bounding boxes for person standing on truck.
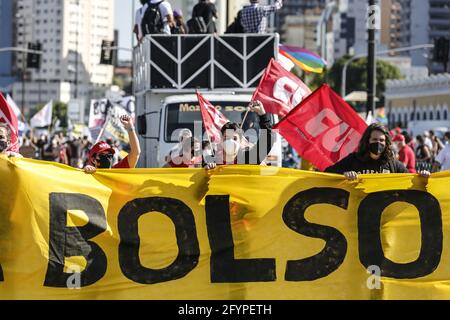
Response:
[141,0,175,36]
[84,115,141,173]
[190,0,218,34]
[205,100,275,169]
[240,0,283,34]
[134,0,149,42]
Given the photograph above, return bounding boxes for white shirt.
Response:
[435,144,450,171]
[147,0,173,35]
[135,1,173,37]
[135,4,149,40]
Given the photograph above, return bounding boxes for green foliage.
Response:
[304,55,403,106]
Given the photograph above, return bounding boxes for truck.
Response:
[133,34,281,168]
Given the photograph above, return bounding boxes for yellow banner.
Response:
[1,156,449,300]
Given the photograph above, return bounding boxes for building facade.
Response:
[0,0,17,93]
[12,0,115,116]
[385,73,450,134]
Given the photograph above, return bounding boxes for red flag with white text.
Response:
[252,58,312,117]
[273,84,368,171]
[0,93,19,152]
[196,92,230,143]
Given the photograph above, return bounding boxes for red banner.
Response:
[0,93,19,152]
[252,58,311,117]
[274,84,368,171]
[197,92,229,143]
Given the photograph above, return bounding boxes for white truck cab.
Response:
[133,34,280,168]
[137,93,281,168]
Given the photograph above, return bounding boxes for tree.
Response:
[52,101,68,128]
[306,55,403,106]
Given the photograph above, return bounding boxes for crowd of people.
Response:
[2,100,450,179]
[134,0,284,41]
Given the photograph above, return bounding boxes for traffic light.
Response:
[27,42,42,69]
[433,37,450,63]
[100,40,116,65]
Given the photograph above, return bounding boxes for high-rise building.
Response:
[275,0,327,37]
[12,0,115,115]
[0,0,17,93]
[282,8,321,51]
[410,0,450,72]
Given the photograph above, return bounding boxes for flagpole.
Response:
[95,110,111,144]
[240,109,250,130]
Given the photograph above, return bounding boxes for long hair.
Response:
[357,123,394,163]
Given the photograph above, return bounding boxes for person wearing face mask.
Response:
[205,100,275,169]
[433,132,450,172]
[84,115,141,173]
[393,134,416,173]
[0,123,22,158]
[325,123,430,181]
[164,137,202,168]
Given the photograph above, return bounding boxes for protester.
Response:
[433,131,450,172]
[240,0,283,34]
[282,152,298,169]
[164,137,202,168]
[172,9,188,34]
[190,0,218,34]
[225,9,244,33]
[429,130,444,159]
[84,115,141,173]
[141,0,174,36]
[393,134,416,173]
[205,100,275,169]
[134,0,149,42]
[415,135,432,171]
[325,123,430,180]
[0,123,22,158]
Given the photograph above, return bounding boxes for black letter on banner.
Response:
[44,193,107,287]
[283,188,349,281]
[118,197,199,284]
[206,195,276,283]
[359,190,442,278]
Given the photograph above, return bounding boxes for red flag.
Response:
[273,84,368,171]
[252,58,311,117]
[196,92,229,143]
[0,93,19,152]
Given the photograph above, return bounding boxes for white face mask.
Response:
[223,139,240,157]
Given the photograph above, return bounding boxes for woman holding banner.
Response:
[325,123,430,180]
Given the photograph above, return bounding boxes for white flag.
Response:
[30,100,53,128]
[6,94,21,117]
[277,54,295,72]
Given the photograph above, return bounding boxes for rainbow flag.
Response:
[279,45,327,74]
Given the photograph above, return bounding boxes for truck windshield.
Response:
[165,101,272,142]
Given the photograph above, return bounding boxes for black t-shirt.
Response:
[324,152,409,175]
[192,1,217,33]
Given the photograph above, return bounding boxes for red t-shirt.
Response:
[398,145,416,173]
[113,156,130,169]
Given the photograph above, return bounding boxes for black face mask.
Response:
[97,154,113,168]
[0,141,8,153]
[369,142,386,155]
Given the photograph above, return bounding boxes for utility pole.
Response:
[74,0,80,99]
[367,0,377,117]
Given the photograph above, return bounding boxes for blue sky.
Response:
[114,0,141,61]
